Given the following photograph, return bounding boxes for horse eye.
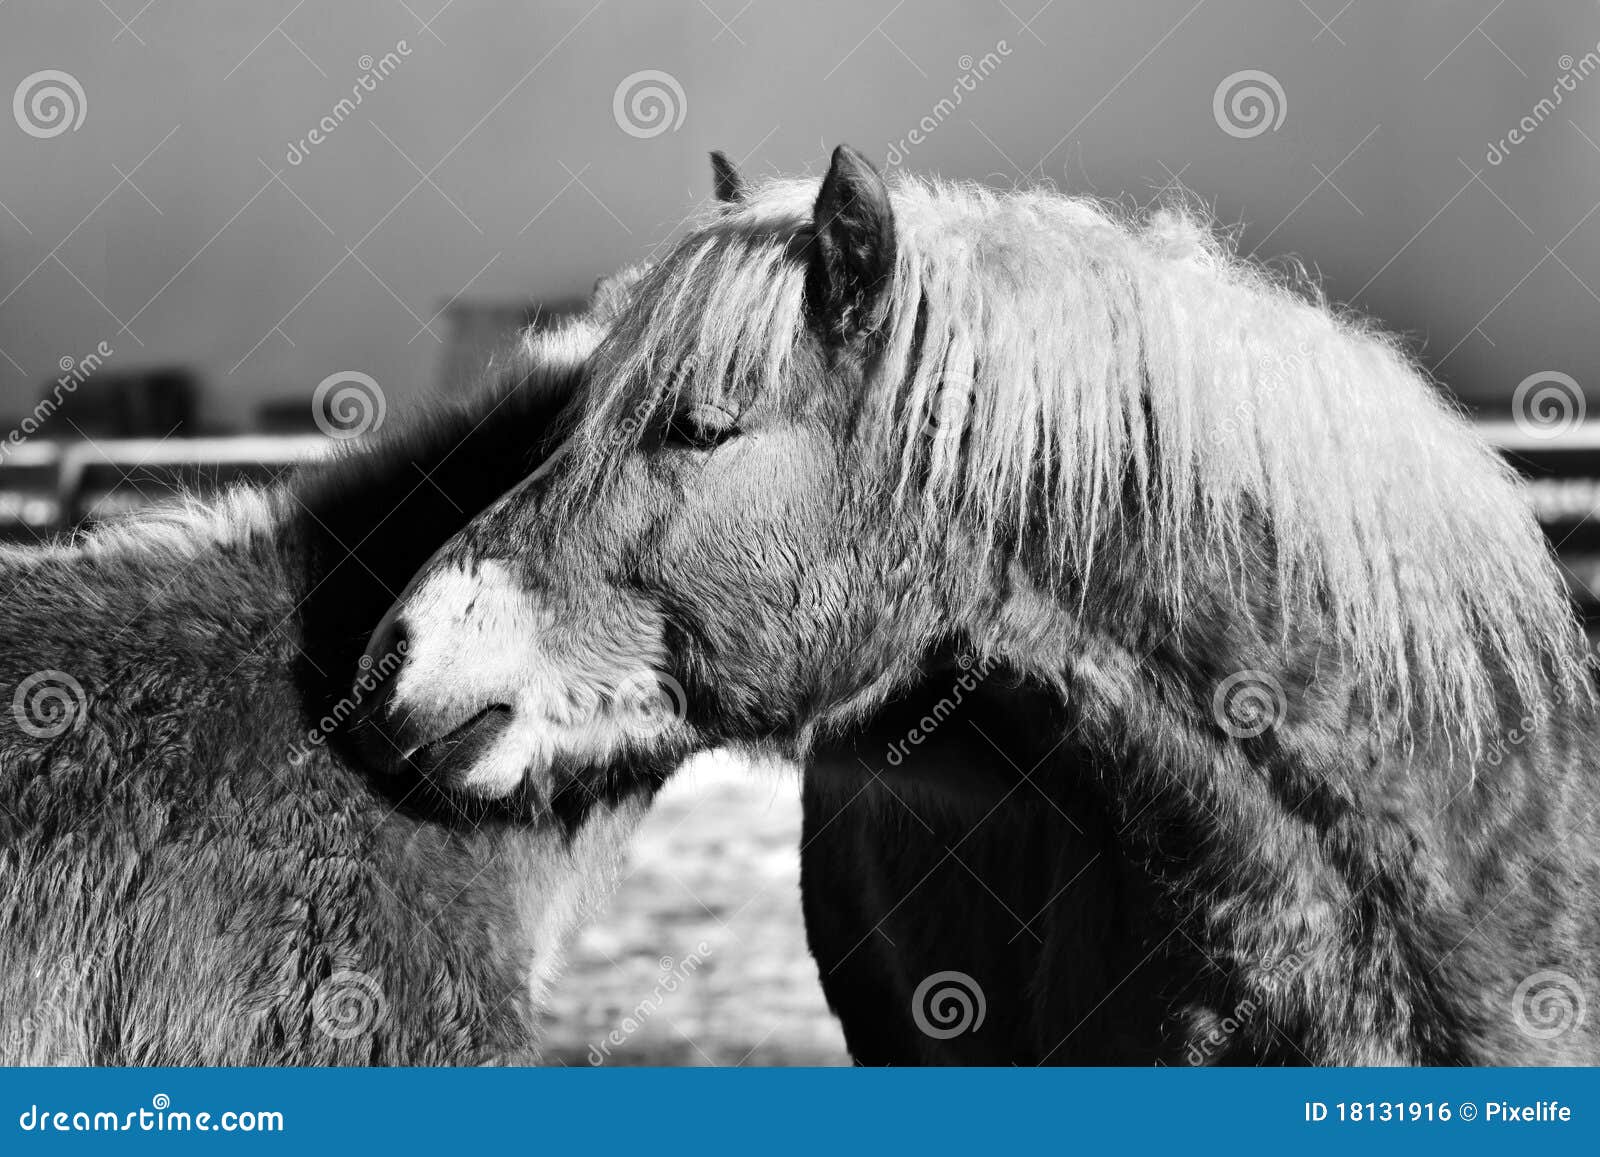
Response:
[663,402,740,450]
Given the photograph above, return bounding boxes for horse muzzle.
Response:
[349,559,687,798]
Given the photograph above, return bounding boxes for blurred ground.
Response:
[539,756,851,1066]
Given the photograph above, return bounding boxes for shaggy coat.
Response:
[0,314,659,1064]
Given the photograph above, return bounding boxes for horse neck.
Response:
[975,540,1600,1064]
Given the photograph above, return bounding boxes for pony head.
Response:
[358,145,1585,800]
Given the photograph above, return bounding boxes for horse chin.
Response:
[418,705,684,800]
[405,703,519,795]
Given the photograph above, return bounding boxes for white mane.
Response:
[581,173,1587,744]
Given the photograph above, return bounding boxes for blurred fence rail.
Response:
[0,434,328,543]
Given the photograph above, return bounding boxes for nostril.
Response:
[360,593,415,698]
[358,660,398,719]
[363,613,407,672]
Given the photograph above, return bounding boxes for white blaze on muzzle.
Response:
[371,556,683,799]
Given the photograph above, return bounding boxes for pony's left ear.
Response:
[710,151,745,203]
[808,144,896,343]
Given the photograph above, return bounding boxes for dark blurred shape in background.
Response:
[42,364,197,440]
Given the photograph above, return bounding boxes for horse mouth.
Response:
[405,704,515,787]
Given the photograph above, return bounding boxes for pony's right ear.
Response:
[807,144,896,344]
[710,151,745,203]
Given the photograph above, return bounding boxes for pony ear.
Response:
[710,151,745,203]
[808,144,896,343]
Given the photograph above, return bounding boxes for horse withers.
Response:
[357,146,1600,1065]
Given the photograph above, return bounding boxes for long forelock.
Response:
[577,187,814,438]
[574,172,1588,747]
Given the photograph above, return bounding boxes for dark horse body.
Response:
[803,664,1600,1065]
[802,677,1187,1064]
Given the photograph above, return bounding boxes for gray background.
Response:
[1,0,1597,427]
